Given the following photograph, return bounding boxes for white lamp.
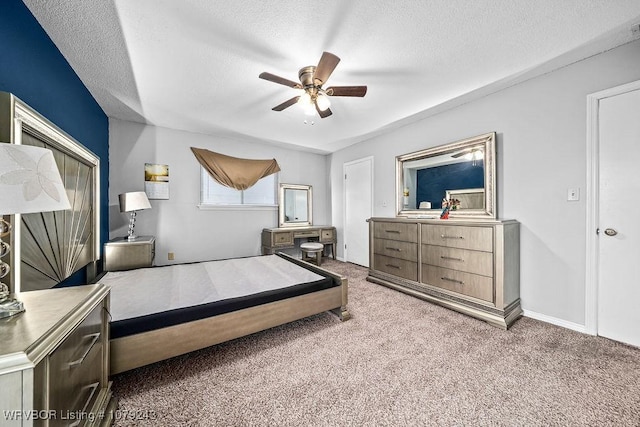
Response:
[0,143,71,318]
[118,191,151,241]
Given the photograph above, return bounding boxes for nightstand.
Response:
[103,236,155,271]
[0,284,116,426]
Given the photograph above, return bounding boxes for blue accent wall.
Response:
[0,0,109,285]
[416,162,484,209]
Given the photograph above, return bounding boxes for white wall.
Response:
[329,40,640,327]
[109,120,330,264]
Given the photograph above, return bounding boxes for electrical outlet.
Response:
[632,23,640,37]
[567,188,580,201]
[168,252,175,260]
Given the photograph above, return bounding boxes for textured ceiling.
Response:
[23,0,640,153]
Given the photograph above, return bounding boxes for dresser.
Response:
[0,284,115,426]
[261,226,337,259]
[368,217,521,329]
[103,236,155,272]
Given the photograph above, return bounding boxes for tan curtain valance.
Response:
[191,147,281,190]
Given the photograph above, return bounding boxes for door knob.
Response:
[604,228,618,236]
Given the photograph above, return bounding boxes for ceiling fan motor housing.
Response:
[298,66,318,87]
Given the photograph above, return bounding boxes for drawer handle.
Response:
[385,247,401,252]
[441,256,463,262]
[385,264,401,269]
[441,277,464,285]
[441,235,463,240]
[69,382,100,427]
[384,230,401,234]
[69,332,101,368]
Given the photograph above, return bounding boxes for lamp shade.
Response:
[119,191,151,213]
[0,144,71,215]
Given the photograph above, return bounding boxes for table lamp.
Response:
[118,191,151,241]
[0,143,71,318]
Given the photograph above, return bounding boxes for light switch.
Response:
[567,188,580,201]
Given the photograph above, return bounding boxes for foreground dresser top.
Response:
[0,284,109,374]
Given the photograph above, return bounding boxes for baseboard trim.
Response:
[523,309,591,335]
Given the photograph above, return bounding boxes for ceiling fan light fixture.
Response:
[316,92,331,111]
[297,91,316,115]
[303,105,316,116]
[298,91,311,105]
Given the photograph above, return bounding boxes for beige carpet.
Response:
[111,259,640,426]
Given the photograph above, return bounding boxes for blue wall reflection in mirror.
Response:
[416,161,484,209]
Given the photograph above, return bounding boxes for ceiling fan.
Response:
[259,52,367,118]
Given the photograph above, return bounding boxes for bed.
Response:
[1,92,349,378]
[99,253,349,375]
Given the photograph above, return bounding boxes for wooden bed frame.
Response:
[0,94,349,378]
[108,253,349,375]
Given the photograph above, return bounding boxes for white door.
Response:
[344,157,373,267]
[597,86,640,347]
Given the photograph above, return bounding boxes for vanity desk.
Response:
[264,183,336,259]
[261,226,337,259]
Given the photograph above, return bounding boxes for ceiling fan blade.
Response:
[326,86,367,97]
[259,72,302,89]
[272,96,300,111]
[313,52,340,85]
[316,102,333,118]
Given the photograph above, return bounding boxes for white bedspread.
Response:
[100,255,325,322]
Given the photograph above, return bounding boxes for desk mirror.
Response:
[279,184,312,227]
[396,132,496,218]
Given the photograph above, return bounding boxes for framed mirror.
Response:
[396,132,496,218]
[278,184,313,227]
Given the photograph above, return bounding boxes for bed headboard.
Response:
[0,92,100,292]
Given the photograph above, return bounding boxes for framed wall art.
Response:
[144,163,169,200]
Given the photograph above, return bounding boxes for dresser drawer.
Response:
[273,231,294,246]
[293,230,319,239]
[422,224,493,252]
[422,265,494,302]
[320,228,335,242]
[374,239,418,262]
[48,302,104,422]
[373,254,418,281]
[422,244,493,277]
[373,222,418,243]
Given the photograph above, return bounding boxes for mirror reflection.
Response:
[284,189,308,222]
[279,184,313,227]
[397,132,496,218]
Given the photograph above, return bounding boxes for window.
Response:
[199,167,277,207]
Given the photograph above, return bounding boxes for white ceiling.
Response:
[23,0,640,153]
